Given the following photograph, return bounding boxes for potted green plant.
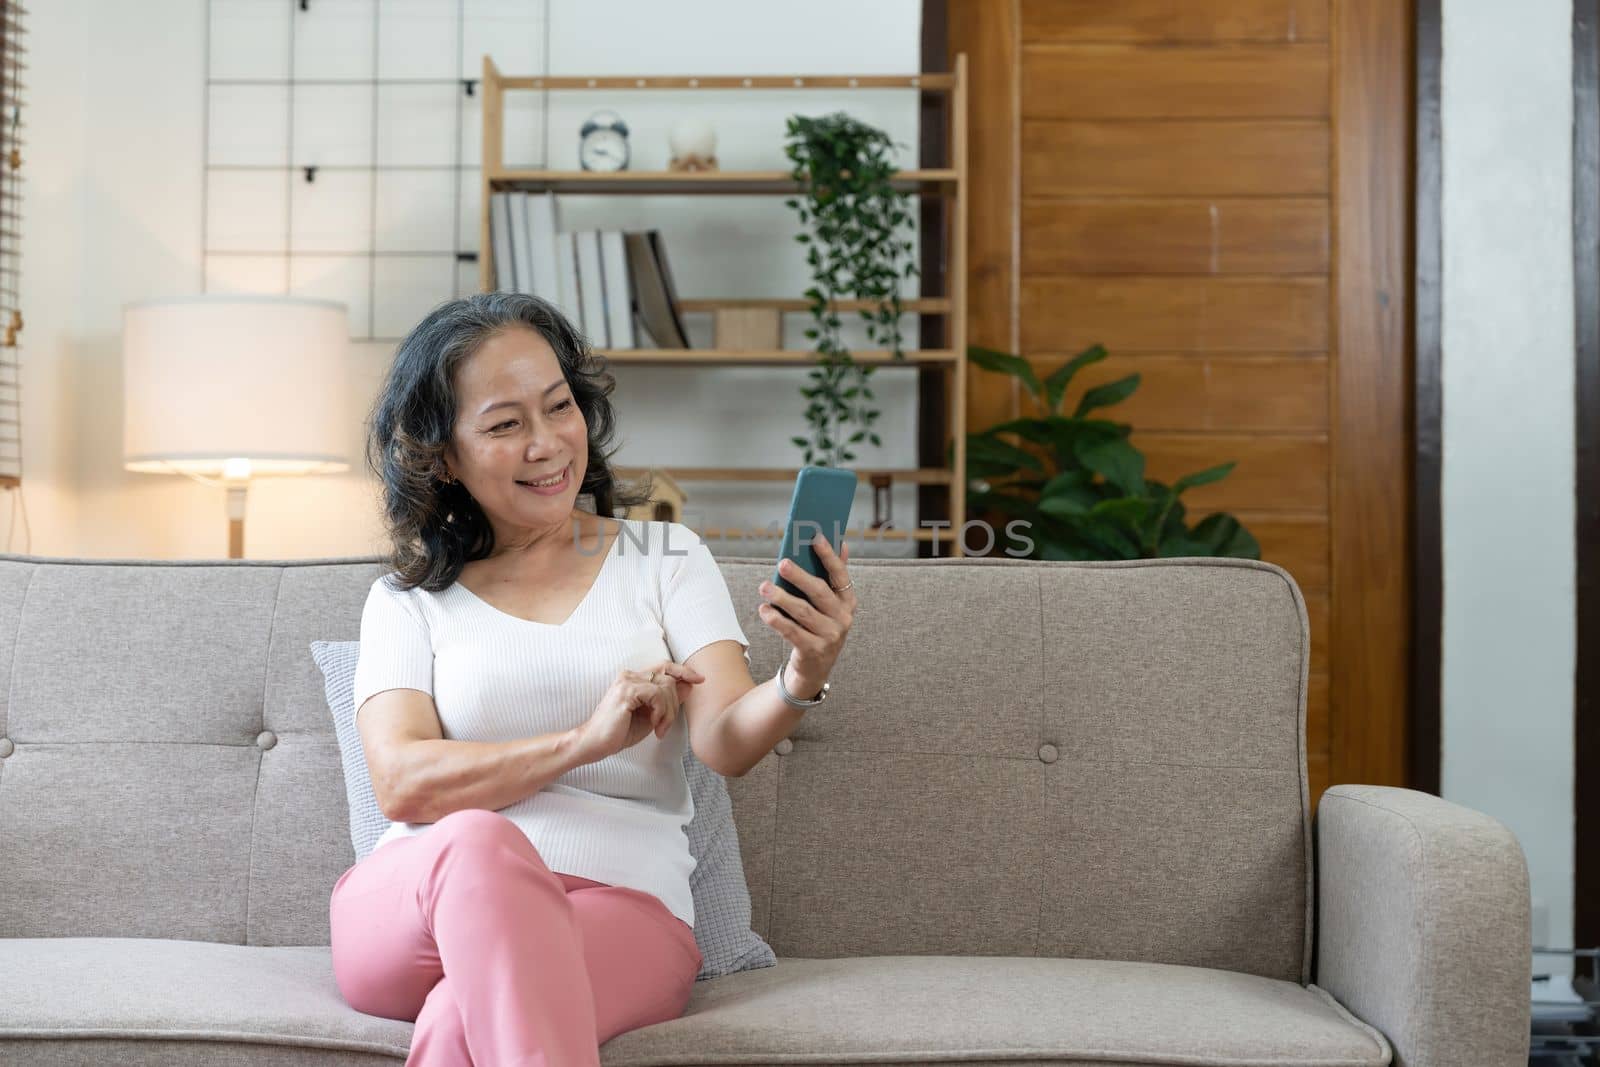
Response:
[959,343,1261,561]
[783,112,918,467]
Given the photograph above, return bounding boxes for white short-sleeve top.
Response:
[351,517,751,927]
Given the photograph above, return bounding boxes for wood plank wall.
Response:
[951,0,1406,808]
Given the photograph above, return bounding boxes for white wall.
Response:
[25,0,924,561]
[1441,0,1575,963]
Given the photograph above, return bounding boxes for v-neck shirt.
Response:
[451,520,624,628]
[351,518,751,928]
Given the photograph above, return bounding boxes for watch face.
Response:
[580,129,628,172]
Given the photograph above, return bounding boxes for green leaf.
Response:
[1172,461,1236,495]
[1188,513,1261,559]
[1156,535,1214,558]
[1043,344,1108,414]
[1073,516,1142,558]
[1035,535,1102,561]
[791,436,809,448]
[968,433,1044,473]
[1043,418,1124,471]
[1072,373,1141,418]
[1041,468,1093,495]
[1039,494,1089,519]
[967,344,1043,400]
[972,490,1044,520]
[1038,469,1098,519]
[981,417,1058,446]
[1075,436,1145,496]
[1087,496,1152,525]
[1133,481,1188,552]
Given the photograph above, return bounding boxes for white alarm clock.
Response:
[579,110,630,172]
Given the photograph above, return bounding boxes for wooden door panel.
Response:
[1138,433,1328,513]
[1023,43,1329,119]
[1020,0,1328,43]
[1021,276,1329,351]
[1023,120,1330,197]
[1023,198,1329,275]
[1037,354,1329,431]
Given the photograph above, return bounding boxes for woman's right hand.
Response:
[569,661,705,765]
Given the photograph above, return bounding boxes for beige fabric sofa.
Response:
[0,550,1530,1065]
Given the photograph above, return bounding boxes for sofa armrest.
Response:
[1313,784,1530,1067]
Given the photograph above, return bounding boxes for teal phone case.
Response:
[773,466,857,610]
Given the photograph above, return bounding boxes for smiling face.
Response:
[441,325,590,555]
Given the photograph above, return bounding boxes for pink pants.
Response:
[328,808,702,1066]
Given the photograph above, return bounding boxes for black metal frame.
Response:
[1413,0,1443,800]
[1575,0,1600,955]
[199,0,542,340]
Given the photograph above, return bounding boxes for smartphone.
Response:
[772,466,857,619]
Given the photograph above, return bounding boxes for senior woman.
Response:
[328,291,856,1066]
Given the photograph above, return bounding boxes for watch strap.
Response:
[775,664,830,707]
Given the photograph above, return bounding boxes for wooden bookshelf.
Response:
[678,297,953,314]
[489,169,957,196]
[479,56,970,556]
[497,74,959,91]
[592,348,956,367]
[615,466,955,486]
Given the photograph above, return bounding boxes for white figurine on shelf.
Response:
[668,118,718,172]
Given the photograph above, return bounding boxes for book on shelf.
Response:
[555,224,580,325]
[599,230,635,349]
[508,193,534,296]
[623,230,689,348]
[489,193,515,292]
[485,197,687,351]
[526,192,562,310]
[574,229,609,347]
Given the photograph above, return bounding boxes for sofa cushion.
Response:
[0,939,1390,1066]
[308,640,391,860]
[309,638,776,982]
[0,937,410,1065]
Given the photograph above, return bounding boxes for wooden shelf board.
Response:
[615,466,953,486]
[487,169,957,195]
[678,297,952,314]
[496,74,957,92]
[594,348,955,366]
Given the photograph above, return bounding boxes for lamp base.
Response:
[226,483,248,559]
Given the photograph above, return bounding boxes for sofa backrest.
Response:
[0,549,1311,984]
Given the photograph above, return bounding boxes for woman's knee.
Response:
[430,809,552,877]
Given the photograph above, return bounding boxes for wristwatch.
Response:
[775,664,830,708]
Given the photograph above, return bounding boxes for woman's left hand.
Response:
[758,533,856,696]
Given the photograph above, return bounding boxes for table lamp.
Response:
[122,295,352,558]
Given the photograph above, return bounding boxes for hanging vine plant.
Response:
[782,112,919,467]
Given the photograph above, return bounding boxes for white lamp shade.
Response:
[123,295,352,478]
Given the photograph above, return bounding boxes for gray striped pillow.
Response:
[309,639,775,981]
